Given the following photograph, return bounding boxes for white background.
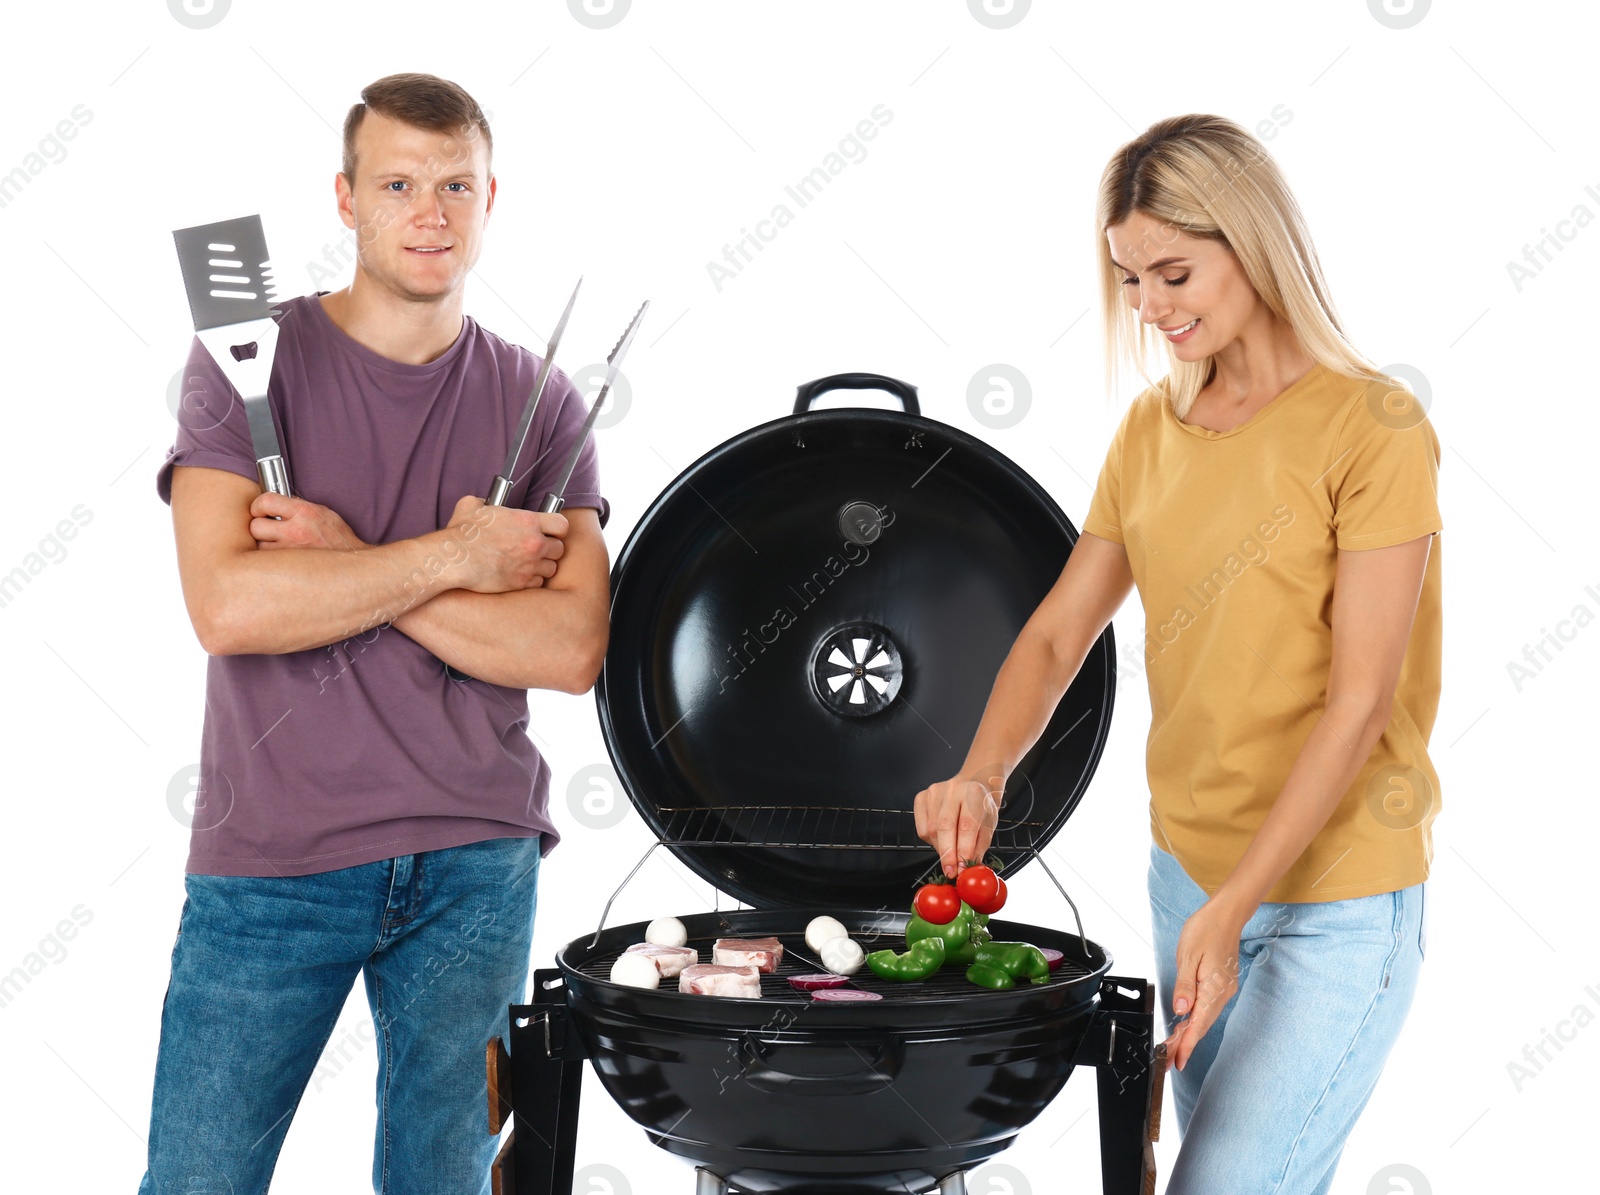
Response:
[0,1,1593,1193]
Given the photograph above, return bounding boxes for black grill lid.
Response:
[593,375,1116,910]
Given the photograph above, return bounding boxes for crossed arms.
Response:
[167,465,609,693]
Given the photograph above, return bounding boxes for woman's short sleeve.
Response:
[1329,382,1443,550]
[1081,406,1132,544]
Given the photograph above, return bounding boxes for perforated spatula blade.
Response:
[172,213,291,496]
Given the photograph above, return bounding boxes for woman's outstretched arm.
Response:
[915,531,1135,877]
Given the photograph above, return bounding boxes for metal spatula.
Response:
[172,213,290,496]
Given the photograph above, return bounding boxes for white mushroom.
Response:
[645,917,688,948]
[805,915,849,954]
[609,951,662,990]
[820,936,865,976]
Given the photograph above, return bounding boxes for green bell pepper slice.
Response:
[866,935,947,982]
[965,962,1015,990]
[970,941,1052,986]
[906,901,993,968]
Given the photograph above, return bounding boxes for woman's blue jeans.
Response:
[136,834,540,1195]
[1149,842,1426,1195]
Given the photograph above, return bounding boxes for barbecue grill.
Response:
[490,375,1163,1194]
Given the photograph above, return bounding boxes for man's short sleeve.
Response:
[155,334,261,505]
[1081,405,1131,544]
[520,365,610,528]
[1329,384,1443,551]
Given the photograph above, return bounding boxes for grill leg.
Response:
[510,972,587,1195]
[1076,975,1160,1195]
[938,1173,969,1195]
[694,1168,730,1195]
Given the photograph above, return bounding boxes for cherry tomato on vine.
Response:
[957,865,1007,915]
[914,882,961,925]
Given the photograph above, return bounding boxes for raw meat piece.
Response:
[712,936,784,973]
[623,942,698,978]
[678,964,762,998]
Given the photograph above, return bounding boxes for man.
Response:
[139,72,610,1194]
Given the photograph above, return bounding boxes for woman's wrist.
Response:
[1207,882,1262,929]
[958,760,1009,804]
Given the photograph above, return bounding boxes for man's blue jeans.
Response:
[137,834,540,1195]
[1149,841,1427,1195]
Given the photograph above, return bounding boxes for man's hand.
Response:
[250,493,370,551]
[246,491,568,594]
[446,495,567,593]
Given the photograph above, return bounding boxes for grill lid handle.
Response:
[793,373,920,415]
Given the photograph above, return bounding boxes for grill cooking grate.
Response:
[578,927,1093,1004]
[653,804,1049,851]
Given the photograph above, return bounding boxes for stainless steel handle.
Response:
[256,455,291,498]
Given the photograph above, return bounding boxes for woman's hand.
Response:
[1164,897,1250,1071]
[913,773,1001,879]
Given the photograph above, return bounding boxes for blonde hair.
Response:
[1095,114,1407,419]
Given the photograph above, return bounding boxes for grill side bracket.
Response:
[1072,975,1161,1195]
[508,971,587,1195]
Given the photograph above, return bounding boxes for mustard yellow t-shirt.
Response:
[1081,362,1443,902]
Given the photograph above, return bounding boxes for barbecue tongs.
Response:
[445,295,648,683]
[535,299,648,513]
[172,214,290,497]
[487,284,648,510]
[487,277,582,507]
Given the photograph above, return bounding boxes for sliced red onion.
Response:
[811,988,883,1002]
[787,972,851,992]
[1040,947,1065,971]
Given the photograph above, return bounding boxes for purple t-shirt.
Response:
[157,291,609,877]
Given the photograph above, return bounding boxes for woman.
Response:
[915,114,1440,1194]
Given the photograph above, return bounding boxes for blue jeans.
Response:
[1148,842,1426,1195]
[137,835,540,1195]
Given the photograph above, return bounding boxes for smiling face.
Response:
[1106,210,1257,358]
[336,109,495,303]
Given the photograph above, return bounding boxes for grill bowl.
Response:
[552,907,1114,1191]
